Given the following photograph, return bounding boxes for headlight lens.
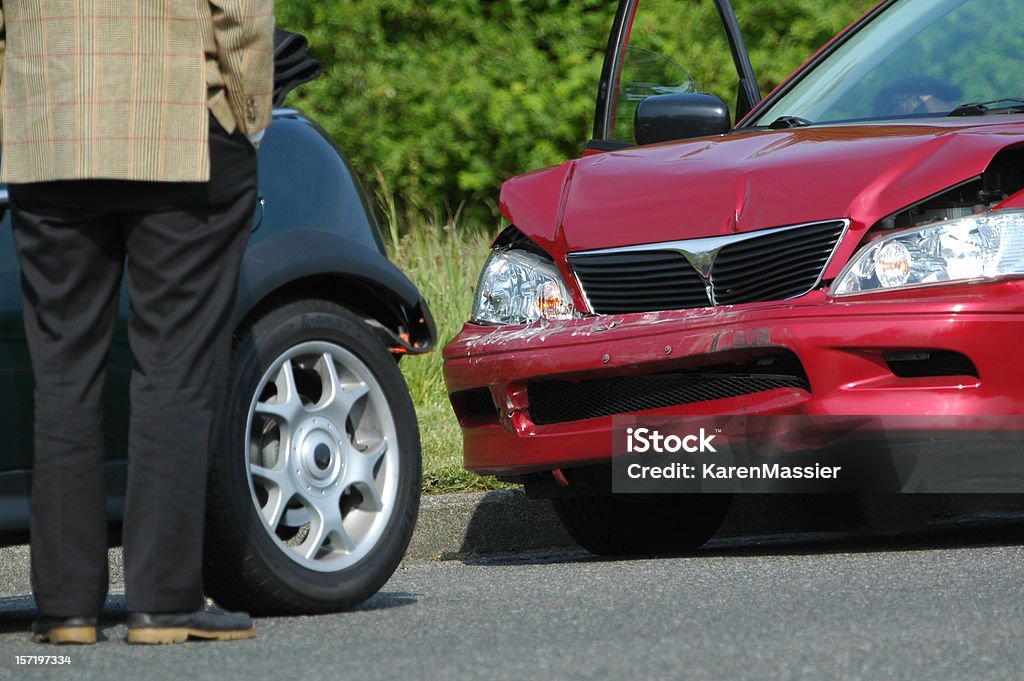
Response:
[832,210,1024,295]
[472,249,576,324]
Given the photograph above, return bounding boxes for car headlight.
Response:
[472,249,576,325]
[832,210,1024,296]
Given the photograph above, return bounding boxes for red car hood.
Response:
[500,119,1024,253]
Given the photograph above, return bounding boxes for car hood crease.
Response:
[501,120,1024,253]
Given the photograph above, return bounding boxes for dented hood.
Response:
[501,119,1024,253]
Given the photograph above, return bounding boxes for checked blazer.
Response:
[0,0,274,183]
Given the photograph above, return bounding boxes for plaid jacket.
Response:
[0,0,274,183]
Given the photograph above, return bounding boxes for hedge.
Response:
[275,1,876,226]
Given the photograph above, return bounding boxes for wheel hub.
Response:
[293,417,345,493]
[313,444,331,470]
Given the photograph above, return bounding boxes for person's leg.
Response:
[120,118,257,616]
[10,183,126,636]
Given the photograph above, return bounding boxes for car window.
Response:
[606,0,703,144]
[752,0,1024,126]
[612,47,696,143]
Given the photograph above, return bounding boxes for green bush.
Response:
[276,1,875,225]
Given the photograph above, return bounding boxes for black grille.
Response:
[569,220,846,314]
[884,351,979,379]
[568,251,709,314]
[529,353,810,425]
[712,220,846,304]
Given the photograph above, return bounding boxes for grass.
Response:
[379,183,513,494]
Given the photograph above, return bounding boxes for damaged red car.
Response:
[443,0,1024,554]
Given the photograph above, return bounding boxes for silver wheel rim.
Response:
[244,340,398,572]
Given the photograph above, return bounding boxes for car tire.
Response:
[551,493,731,556]
[203,299,421,614]
[855,493,946,531]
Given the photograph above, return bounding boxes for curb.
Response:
[405,489,573,561]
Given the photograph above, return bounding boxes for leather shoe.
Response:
[126,598,255,644]
[31,616,98,644]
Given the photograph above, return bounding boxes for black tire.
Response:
[204,299,421,614]
[855,493,946,531]
[551,493,731,556]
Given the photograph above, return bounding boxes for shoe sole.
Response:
[127,626,256,644]
[33,627,97,645]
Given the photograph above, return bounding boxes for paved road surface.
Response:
[0,515,1023,680]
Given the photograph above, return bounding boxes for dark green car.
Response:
[0,35,436,614]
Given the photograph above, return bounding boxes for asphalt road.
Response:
[1,516,1023,681]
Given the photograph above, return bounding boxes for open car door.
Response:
[589,0,761,150]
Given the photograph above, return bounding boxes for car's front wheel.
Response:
[204,299,421,614]
[551,493,731,556]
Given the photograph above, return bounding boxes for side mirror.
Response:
[634,93,731,145]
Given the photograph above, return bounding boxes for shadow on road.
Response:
[355,591,419,612]
[457,493,1024,566]
[0,589,417,634]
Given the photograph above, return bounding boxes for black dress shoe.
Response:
[31,616,98,644]
[126,598,255,644]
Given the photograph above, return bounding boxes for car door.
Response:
[588,0,761,151]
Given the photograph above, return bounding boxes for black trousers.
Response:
[11,117,257,616]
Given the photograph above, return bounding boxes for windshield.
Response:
[752,0,1024,126]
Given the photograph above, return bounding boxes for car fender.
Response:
[234,228,436,352]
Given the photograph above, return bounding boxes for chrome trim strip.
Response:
[571,219,847,258]
[567,266,596,315]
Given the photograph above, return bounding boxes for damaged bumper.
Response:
[442,282,1024,476]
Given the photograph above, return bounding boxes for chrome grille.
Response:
[569,220,848,314]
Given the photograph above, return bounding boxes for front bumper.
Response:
[442,282,1024,476]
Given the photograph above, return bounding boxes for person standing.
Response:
[0,0,274,644]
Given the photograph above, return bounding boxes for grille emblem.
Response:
[669,234,743,305]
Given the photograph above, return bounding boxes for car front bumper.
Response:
[443,282,1024,476]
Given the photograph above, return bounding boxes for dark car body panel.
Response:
[252,111,385,254]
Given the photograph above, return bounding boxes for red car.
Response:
[443,0,1024,554]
